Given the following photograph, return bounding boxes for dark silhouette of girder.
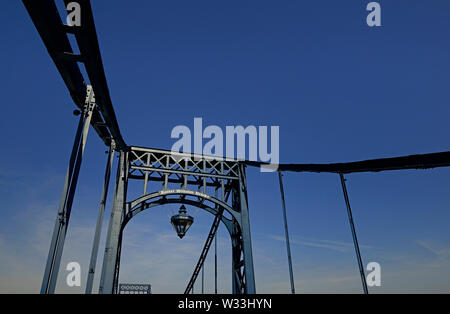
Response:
[22,0,126,150]
[244,151,450,174]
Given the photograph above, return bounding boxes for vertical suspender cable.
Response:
[215,232,218,294]
[202,264,204,294]
[278,171,296,294]
[339,173,368,294]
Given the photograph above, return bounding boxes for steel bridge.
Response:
[22,0,450,294]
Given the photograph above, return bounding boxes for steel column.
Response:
[278,171,296,294]
[40,86,95,294]
[99,151,128,294]
[85,142,116,294]
[339,173,368,294]
[237,164,256,294]
[215,187,219,294]
[230,219,241,294]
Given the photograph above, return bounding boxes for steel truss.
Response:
[99,147,256,294]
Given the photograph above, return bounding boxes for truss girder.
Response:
[22,0,126,149]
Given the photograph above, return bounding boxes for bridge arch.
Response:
[122,190,237,235]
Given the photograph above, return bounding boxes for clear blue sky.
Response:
[0,0,450,293]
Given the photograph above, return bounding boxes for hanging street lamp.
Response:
[171,205,194,239]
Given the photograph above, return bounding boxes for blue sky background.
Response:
[0,0,450,293]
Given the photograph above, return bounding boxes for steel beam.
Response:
[185,206,224,294]
[202,262,205,294]
[244,151,450,174]
[62,0,126,149]
[99,151,128,294]
[85,142,116,294]
[215,188,219,294]
[278,171,296,294]
[41,85,95,294]
[230,219,243,294]
[339,173,368,294]
[237,164,256,294]
[23,0,127,149]
[215,229,218,294]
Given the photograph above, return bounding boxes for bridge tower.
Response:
[99,147,256,294]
